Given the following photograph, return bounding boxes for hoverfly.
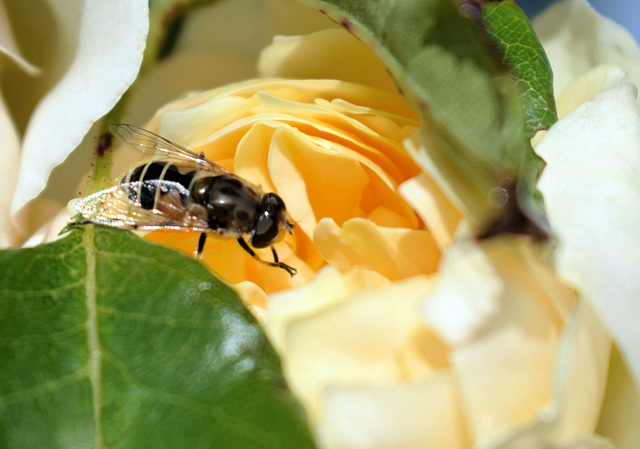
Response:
[74,124,297,276]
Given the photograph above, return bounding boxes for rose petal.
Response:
[536,82,640,389]
[264,267,437,421]
[533,0,640,97]
[0,93,21,246]
[264,266,392,353]
[314,217,440,281]
[11,0,148,218]
[422,239,572,443]
[485,297,611,449]
[258,28,397,93]
[317,373,468,449]
[596,347,640,448]
[422,238,609,446]
[422,237,611,447]
[556,65,629,119]
[125,51,257,126]
[399,173,462,249]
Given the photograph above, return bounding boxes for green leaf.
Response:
[482,0,558,236]
[0,227,316,449]
[483,0,558,136]
[303,0,556,236]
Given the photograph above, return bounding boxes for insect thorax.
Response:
[190,174,262,232]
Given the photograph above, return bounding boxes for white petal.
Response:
[10,0,148,218]
[533,0,640,97]
[536,82,640,390]
[0,93,21,246]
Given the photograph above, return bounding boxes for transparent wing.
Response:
[75,181,210,232]
[111,123,229,175]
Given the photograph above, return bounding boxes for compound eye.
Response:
[250,193,286,248]
[251,214,279,248]
[264,192,285,209]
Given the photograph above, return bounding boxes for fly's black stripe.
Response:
[122,161,196,209]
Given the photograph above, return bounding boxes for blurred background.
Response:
[518,0,639,43]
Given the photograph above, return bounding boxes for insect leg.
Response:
[237,237,297,277]
[271,247,279,263]
[196,232,207,259]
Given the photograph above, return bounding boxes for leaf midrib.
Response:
[83,226,104,448]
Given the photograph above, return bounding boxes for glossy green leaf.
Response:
[483,0,558,136]
[0,226,316,449]
[304,0,556,236]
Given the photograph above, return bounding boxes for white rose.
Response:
[0,0,147,246]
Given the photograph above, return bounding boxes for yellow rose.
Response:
[0,0,147,245]
[126,1,639,447]
[138,77,447,306]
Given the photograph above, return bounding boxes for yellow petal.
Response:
[258,28,397,93]
[399,173,462,250]
[314,218,440,281]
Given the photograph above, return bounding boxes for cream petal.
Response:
[556,65,629,119]
[20,206,72,248]
[486,434,614,449]
[264,266,392,353]
[533,0,640,97]
[11,0,148,219]
[264,267,436,422]
[421,238,604,445]
[314,217,440,281]
[316,373,469,449]
[483,298,611,449]
[536,82,640,389]
[399,172,462,250]
[258,29,397,93]
[125,51,256,127]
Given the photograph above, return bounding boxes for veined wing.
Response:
[75,181,210,232]
[111,123,229,175]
